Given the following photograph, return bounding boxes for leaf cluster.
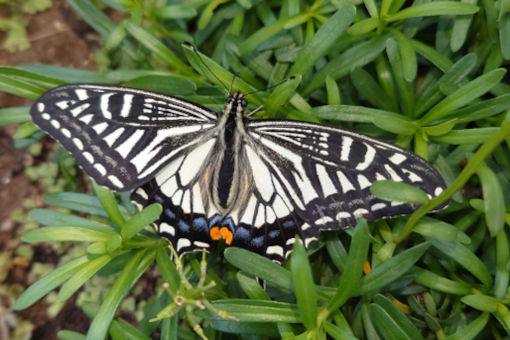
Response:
[1,0,510,339]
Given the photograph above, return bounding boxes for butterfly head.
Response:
[224,92,248,121]
[226,92,247,108]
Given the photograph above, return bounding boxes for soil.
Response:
[0,1,101,339]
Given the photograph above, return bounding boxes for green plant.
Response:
[1,0,510,339]
[0,0,52,52]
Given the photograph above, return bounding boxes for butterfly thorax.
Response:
[210,92,249,212]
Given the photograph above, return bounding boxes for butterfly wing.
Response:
[30,84,217,190]
[222,119,447,260]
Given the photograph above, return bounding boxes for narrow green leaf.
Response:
[43,192,109,217]
[66,0,116,37]
[390,29,417,82]
[420,68,506,125]
[291,238,317,329]
[500,13,510,59]
[22,226,116,243]
[431,127,498,144]
[14,256,89,310]
[13,122,39,139]
[326,233,348,272]
[57,330,87,340]
[438,53,477,95]
[124,21,190,73]
[357,242,430,295]
[109,319,152,340]
[22,64,110,83]
[444,312,489,340]
[411,267,471,295]
[207,299,300,323]
[160,316,178,340]
[303,35,388,95]
[58,254,112,301]
[237,272,270,300]
[86,249,156,340]
[371,181,429,205]
[123,75,196,96]
[364,0,380,18]
[328,220,370,312]
[348,17,379,35]
[0,106,30,125]
[371,111,418,135]
[350,68,396,111]
[155,247,180,295]
[121,203,162,240]
[447,94,510,123]
[312,105,373,122]
[323,320,359,340]
[29,209,110,229]
[182,43,259,102]
[430,240,492,287]
[210,320,277,336]
[0,66,63,92]
[289,5,355,77]
[93,182,125,227]
[373,295,424,340]
[224,247,292,290]
[370,303,414,340]
[265,75,301,116]
[325,75,341,105]
[239,13,309,55]
[154,5,197,19]
[495,230,510,299]
[386,38,414,116]
[362,302,381,340]
[450,0,477,52]
[422,119,456,136]
[409,39,453,72]
[0,75,45,99]
[387,2,479,22]
[461,294,499,312]
[414,218,462,242]
[477,162,505,236]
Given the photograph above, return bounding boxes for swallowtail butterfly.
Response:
[31,84,447,262]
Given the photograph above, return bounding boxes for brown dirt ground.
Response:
[0,1,100,339]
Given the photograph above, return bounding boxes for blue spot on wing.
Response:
[164,208,175,219]
[235,226,250,240]
[209,215,222,228]
[193,217,208,231]
[251,236,264,247]
[178,220,190,232]
[268,230,280,239]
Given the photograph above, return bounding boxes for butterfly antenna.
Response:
[245,76,296,96]
[187,43,229,93]
[228,73,239,96]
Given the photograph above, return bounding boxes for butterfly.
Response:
[30,84,447,262]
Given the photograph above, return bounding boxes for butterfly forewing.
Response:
[246,120,447,228]
[31,84,217,190]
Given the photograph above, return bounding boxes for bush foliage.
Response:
[1,0,510,339]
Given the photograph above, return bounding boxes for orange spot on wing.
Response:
[220,227,233,245]
[210,226,221,241]
[209,226,233,245]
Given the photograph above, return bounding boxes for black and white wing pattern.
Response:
[244,120,447,228]
[31,84,217,190]
[32,86,447,263]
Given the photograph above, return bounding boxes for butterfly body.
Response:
[31,84,447,262]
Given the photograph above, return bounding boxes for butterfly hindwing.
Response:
[30,84,217,190]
